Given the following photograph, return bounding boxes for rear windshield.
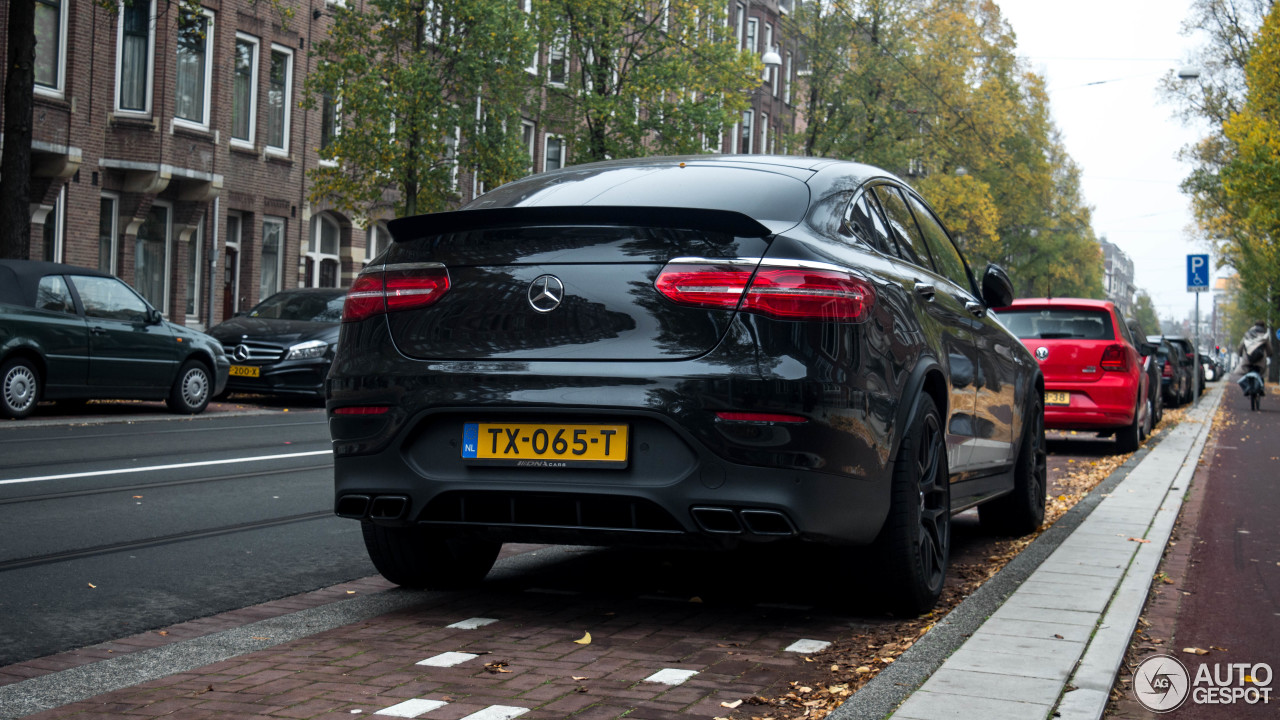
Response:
[997,308,1115,340]
[248,292,345,323]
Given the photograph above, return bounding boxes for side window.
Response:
[36,275,75,315]
[842,192,893,255]
[905,193,972,293]
[873,185,934,272]
[70,275,150,323]
[1114,307,1135,346]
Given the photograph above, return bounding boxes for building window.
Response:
[783,50,792,105]
[99,195,119,274]
[445,126,460,189]
[135,202,171,313]
[762,24,773,82]
[117,0,155,114]
[520,0,538,74]
[366,223,388,264]
[34,0,66,96]
[522,120,536,173]
[185,217,204,322]
[224,213,242,317]
[745,18,758,53]
[42,186,66,263]
[261,217,284,300]
[320,90,340,161]
[232,34,259,146]
[740,110,753,154]
[175,7,214,129]
[266,45,294,155]
[548,38,568,86]
[761,113,769,155]
[306,215,341,288]
[545,135,565,171]
[735,3,746,46]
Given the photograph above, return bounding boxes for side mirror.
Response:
[1139,342,1158,357]
[981,263,1014,309]
[146,308,163,325]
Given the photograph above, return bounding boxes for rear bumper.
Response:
[1043,375,1138,430]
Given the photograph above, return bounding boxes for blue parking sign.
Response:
[1187,254,1209,292]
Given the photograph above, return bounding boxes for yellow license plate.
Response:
[1045,391,1070,406]
[462,422,628,468]
[229,365,260,378]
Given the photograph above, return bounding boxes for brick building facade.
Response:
[1,0,801,330]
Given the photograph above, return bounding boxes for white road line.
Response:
[0,450,332,486]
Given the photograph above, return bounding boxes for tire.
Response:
[870,393,950,615]
[1151,381,1163,427]
[362,523,501,589]
[980,396,1047,536]
[1115,397,1141,454]
[1,358,41,420]
[166,360,211,414]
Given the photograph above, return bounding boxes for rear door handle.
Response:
[90,326,107,335]
[914,282,936,301]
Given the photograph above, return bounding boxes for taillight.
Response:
[1100,344,1128,371]
[1162,360,1173,378]
[655,260,875,322]
[342,263,450,322]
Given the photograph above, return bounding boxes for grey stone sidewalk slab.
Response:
[893,689,1053,720]
[989,603,1103,628]
[916,667,1064,706]
[960,632,1085,659]
[999,587,1111,614]
[979,617,1093,644]
[943,644,1079,681]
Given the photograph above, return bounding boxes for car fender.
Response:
[889,354,949,475]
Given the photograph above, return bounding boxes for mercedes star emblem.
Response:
[1035,346,1049,361]
[233,344,251,362]
[528,275,565,313]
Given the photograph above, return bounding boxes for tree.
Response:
[0,0,36,259]
[1132,292,1161,337]
[787,0,1103,297]
[537,0,761,163]
[305,1,538,219]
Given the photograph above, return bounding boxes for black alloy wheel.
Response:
[980,396,1047,536]
[1115,395,1142,454]
[873,393,950,615]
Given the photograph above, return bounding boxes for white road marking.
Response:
[447,617,498,629]
[785,639,831,653]
[376,698,448,717]
[458,706,528,720]
[0,450,332,486]
[416,652,477,667]
[644,668,698,685]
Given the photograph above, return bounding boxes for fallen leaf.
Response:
[157,631,169,636]
[830,664,839,672]
[1128,537,1152,543]
[572,676,590,681]
[1054,634,1064,639]
[855,666,872,673]
[132,495,143,499]
[1210,646,1228,652]
[1183,647,1210,655]
[346,591,356,594]
[574,632,592,645]
[87,583,96,589]
[484,661,512,673]
[797,686,812,693]
[689,596,703,603]
[574,685,588,694]
[721,699,743,709]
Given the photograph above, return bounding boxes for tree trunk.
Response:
[0,0,36,259]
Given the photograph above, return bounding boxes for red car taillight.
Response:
[1100,344,1128,371]
[655,261,875,322]
[342,263,450,322]
[1162,360,1173,378]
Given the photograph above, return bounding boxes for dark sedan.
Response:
[0,260,229,419]
[208,288,345,399]
[326,155,1046,614]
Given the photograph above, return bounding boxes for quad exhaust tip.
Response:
[335,494,410,521]
[691,506,796,536]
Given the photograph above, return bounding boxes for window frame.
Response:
[260,216,285,301]
[306,214,342,288]
[366,222,389,264]
[99,193,120,275]
[741,110,754,154]
[184,216,205,323]
[231,33,260,148]
[265,44,294,157]
[225,212,243,316]
[115,0,157,117]
[174,6,215,131]
[34,0,68,98]
[544,134,565,172]
[134,200,173,315]
[42,185,66,263]
[521,120,536,173]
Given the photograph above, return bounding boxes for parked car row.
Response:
[1,260,230,419]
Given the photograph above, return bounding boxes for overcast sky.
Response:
[994,0,1211,323]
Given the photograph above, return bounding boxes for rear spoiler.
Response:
[387,206,773,243]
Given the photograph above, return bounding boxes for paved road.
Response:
[0,407,375,666]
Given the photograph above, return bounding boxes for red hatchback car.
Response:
[997,299,1155,453]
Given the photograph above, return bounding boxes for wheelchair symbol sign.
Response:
[1187,254,1209,292]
